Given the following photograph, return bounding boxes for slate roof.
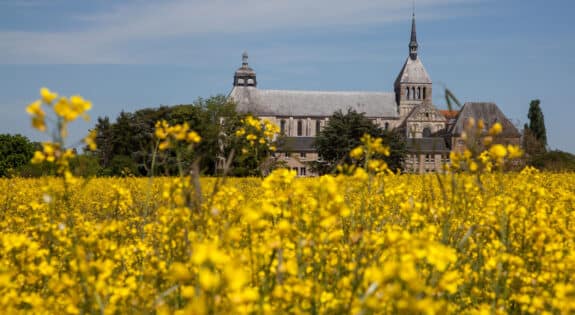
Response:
[450,102,520,137]
[229,86,399,118]
[276,137,316,152]
[394,56,432,85]
[406,137,450,153]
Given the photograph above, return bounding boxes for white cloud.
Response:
[0,0,484,64]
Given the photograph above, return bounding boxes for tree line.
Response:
[2,97,573,177]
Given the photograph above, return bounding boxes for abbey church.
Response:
[229,14,520,175]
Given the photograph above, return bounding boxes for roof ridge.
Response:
[257,89,395,95]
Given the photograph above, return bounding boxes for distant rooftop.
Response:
[450,102,520,137]
[230,86,399,118]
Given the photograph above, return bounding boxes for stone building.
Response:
[228,14,519,175]
[448,102,521,152]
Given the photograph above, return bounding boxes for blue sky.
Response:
[1,0,574,153]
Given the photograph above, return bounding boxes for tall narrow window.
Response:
[417,87,421,99]
[297,120,303,136]
[423,87,427,100]
[316,119,321,135]
[406,87,410,100]
[385,122,389,131]
[411,87,416,100]
[280,119,286,135]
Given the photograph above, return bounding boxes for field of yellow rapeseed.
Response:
[2,88,575,314]
[1,169,575,314]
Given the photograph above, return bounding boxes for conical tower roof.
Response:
[394,13,431,86]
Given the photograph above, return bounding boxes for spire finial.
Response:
[242,51,248,66]
[409,8,418,60]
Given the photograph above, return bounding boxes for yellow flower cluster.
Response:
[26,87,92,137]
[347,134,391,175]
[2,166,575,314]
[155,120,201,151]
[235,115,279,152]
[25,88,96,181]
[449,119,523,172]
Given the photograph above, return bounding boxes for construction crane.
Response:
[444,88,462,112]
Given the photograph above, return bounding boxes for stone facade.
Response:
[228,14,520,175]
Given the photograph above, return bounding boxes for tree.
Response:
[314,109,406,174]
[0,134,35,177]
[526,99,547,151]
[91,95,247,176]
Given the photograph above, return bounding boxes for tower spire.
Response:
[409,9,418,59]
[242,51,249,66]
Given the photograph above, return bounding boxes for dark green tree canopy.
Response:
[314,109,406,174]
[90,95,270,177]
[0,134,35,177]
[527,99,547,149]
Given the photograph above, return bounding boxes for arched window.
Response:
[297,120,303,136]
[316,119,321,135]
[280,119,286,135]
[417,87,421,99]
[384,122,389,131]
[406,87,410,100]
[423,127,432,137]
[411,87,416,100]
[423,87,427,100]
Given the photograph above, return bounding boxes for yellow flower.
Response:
[26,100,43,116]
[489,144,507,159]
[26,100,47,131]
[32,116,47,132]
[350,146,364,160]
[180,285,195,298]
[186,131,201,144]
[159,141,170,151]
[488,122,503,136]
[54,97,75,121]
[169,262,192,281]
[31,151,45,164]
[84,130,98,151]
[507,145,523,159]
[199,269,220,291]
[469,161,478,172]
[40,87,58,104]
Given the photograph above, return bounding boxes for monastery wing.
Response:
[230,87,398,118]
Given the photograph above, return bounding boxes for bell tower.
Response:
[233,51,257,87]
[394,12,432,118]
